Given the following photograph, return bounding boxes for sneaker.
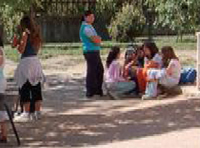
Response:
[14,111,22,118]
[34,111,42,120]
[107,91,120,100]
[142,95,156,100]
[14,112,30,122]
[29,113,36,121]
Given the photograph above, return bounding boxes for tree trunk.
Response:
[176,30,183,42]
[180,33,183,42]
[29,4,36,19]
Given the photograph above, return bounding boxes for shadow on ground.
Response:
[2,75,200,147]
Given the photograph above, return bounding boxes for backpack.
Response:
[179,67,197,84]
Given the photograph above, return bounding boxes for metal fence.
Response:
[36,0,97,42]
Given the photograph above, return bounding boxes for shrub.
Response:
[109,3,145,42]
[0,5,22,42]
[95,0,117,23]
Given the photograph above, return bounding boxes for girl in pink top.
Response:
[105,46,135,97]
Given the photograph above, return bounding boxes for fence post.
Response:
[196,32,200,90]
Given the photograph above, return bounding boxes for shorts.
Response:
[0,94,10,122]
[0,94,5,111]
[0,111,8,122]
[19,81,43,103]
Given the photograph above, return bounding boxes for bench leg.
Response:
[4,104,21,146]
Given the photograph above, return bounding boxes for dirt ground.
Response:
[1,50,200,148]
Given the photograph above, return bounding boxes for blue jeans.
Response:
[145,69,178,97]
[145,81,158,97]
[109,81,136,95]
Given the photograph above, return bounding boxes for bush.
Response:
[109,3,145,42]
[95,0,117,23]
[0,5,22,42]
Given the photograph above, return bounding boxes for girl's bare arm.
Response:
[17,32,28,54]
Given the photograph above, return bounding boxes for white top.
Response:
[0,47,7,93]
[166,59,181,82]
[144,53,163,68]
[147,59,181,87]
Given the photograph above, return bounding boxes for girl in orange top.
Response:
[137,42,162,93]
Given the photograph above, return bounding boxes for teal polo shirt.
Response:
[79,22,101,53]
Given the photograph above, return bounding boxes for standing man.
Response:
[79,10,104,98]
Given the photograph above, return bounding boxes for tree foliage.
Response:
[147,0,200,41]
[0,0,42,41]
[109,2,145,42]
[0,0,42,12]
[96,0,117,24]
[0,5,22,40]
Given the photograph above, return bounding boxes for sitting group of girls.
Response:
[105,42,181,99]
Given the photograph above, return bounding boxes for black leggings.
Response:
[19,81,43,112]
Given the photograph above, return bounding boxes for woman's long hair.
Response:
[143,42,159,59]
[20,16,42,50]
[106,46,120,68]
[162,46,178,67]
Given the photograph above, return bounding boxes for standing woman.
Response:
[79,10,104,98]
[14,16,45,122]
[0,34,8,142]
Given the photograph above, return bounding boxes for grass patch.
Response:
[181,58,196,67]
[4,35,197,63]
[4,47,20,62]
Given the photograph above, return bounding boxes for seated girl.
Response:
[137,42,162,93]
[123,45,145,78]
[123,46,145,94]
[123,45,138,79]
[105,46,136,98]
[142,46,181,99]
[143,42,162,68]
[136,46,145,68]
